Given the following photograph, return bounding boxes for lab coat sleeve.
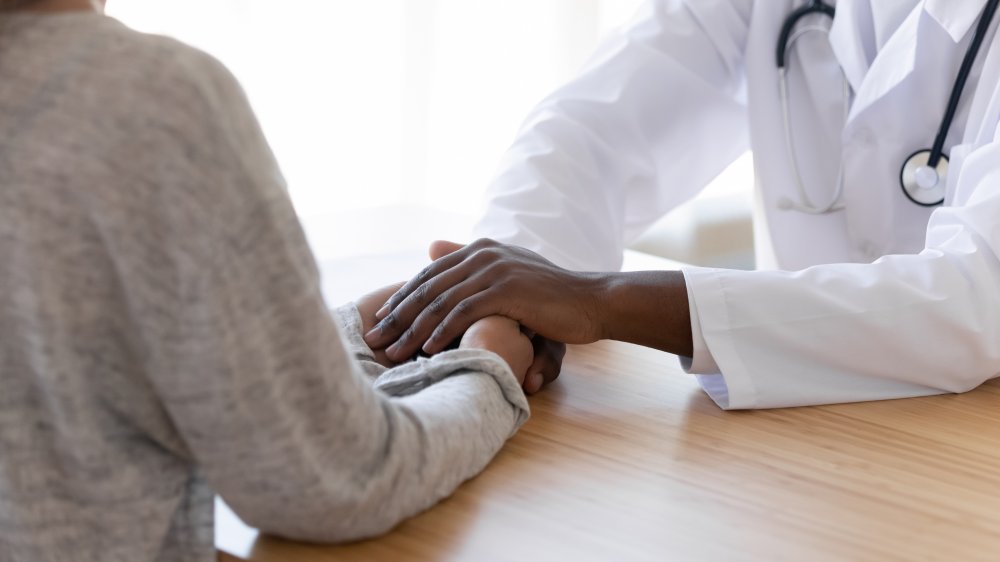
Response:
[473,0,755,271]
[683,139,1000,410]
[679,276,722,375]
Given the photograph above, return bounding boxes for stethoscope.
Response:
[777,0,1000,213]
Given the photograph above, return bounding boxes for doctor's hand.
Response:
[430,242,567,394]
[364,238,603,366]
[354,281,407,368]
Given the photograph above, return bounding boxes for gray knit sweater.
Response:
[0,12,529,562]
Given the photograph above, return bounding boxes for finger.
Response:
[381,274,491,361]
[386,251,470,313]
[357,281,405,307]
[429,240,465,261]
[368,257,473,342]
[375,241,487,323]
[367,264,479,350]
[370,281,407,318]
[357,282,407,330]
[523,338,565,394]
[524,372,545,394]
[368,241,507,346]
[422,291,499,355]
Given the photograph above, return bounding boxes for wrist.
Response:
[586,272,619,341]
[600,270,693,356]
[573,272,618,342]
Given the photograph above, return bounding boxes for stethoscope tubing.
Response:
[927,0,1000,168]
[778,0,999,212]
[776,0,835,70]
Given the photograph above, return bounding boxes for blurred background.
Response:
[105,0,754,269]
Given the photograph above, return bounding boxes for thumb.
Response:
[429,240,465,261]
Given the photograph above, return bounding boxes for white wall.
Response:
[106,1,753,268]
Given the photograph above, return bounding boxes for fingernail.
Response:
[375,304,390,320]
[386,343,400,357]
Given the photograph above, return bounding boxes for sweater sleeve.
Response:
[132,47,530,543]
[333,304,390,382]
[162,244,529,542]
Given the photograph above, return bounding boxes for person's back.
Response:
[0,8,531,562]
[0,12,231,559]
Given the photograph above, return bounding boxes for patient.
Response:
[0,1,537,561]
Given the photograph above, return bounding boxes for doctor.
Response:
[365,0,1000,409]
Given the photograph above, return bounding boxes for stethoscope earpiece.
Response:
[899,149,947,207]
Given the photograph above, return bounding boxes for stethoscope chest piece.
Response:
[777,0,999,213]
[899,149,948,207]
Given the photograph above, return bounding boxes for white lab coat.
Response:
[473,0,1000,409]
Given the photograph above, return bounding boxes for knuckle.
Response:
[430,326,444,343]
[470,248,488,262]
[429,294,447,315]
[380,312,398,331]
[473,248,502,267]
[388,289,408,308]
[454,299,474,317]
[413,283,430,305]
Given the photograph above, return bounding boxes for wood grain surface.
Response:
[216,339,1000,561]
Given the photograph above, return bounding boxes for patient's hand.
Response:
[460,316,533,385]
[524,336,566,394]
[355,282,406,367]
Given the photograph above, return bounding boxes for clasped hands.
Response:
[356,239,604,394]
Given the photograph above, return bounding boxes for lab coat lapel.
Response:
[828,0,875,93]
[869,0,925,48]
[924,0,988,42]
[827,0,923,93]
[838,1,985,257]
[842,5,921,125]
[843,0,985,126]
[964,14,1000,147]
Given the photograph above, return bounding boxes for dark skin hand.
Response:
[355,281,407,368]
[364,238,694,371]
[417,241,565,394]
[355,257,562,394]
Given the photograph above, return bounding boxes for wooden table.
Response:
[215,251,1000,560]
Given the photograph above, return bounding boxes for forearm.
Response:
[182,335,528,543]
[599,271,693,357]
